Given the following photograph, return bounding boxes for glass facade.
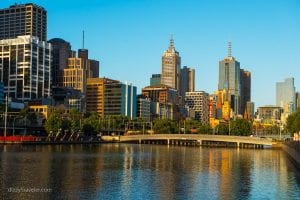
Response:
[150,74,161,86]
[180,66,195,97]
[121,83,137,119]
[276,77,296,113]
[218,57,241,115]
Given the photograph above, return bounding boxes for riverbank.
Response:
[0,135,101,145]
[0,141,102,145]
[282,141,300,167]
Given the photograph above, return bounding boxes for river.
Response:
[1,144,300,200]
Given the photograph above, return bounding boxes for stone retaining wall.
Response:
[282,141,300,166]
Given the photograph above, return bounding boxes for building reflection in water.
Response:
[1,144,300,199]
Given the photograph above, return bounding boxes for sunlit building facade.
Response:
[161,36,181,91]
[0,3,47,41]
[86,78,137,119]
[0,35,51,100]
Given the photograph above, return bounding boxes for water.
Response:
[1,144,300,200]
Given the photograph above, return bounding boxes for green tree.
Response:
[109,115,129,130]
[44,110,63,135]
[82,112,101,135]
[229,119,252,136]
[197,125,212,134]
[286,109,300,134]
[153,119,178,134]
[216,124,229,135]
[183,120,201,134]
[68,109,82,134]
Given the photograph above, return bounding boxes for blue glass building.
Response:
[121,82,137,119]
[276,77,296,113]
[218,56,241,115]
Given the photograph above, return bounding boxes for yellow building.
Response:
[222,101,231,120]
[63,57,88,93]
[29,105,50,119]
[210,118,220,129]
[86,78,120,117]
[214,89,232,121]
[86,78,105,117]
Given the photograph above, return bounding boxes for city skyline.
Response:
[0,0,299,108]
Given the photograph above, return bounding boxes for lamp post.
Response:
[13,116,19,136]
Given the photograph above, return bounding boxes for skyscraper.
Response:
[161,36,181,90]
[276,77,296,113]
[180,66,195,97]
[240,69,251,116]
[218,43,241,115]
[48,38,72,87]
[0,35,51,100]
[0,3,47,41]
[89,59,100,78]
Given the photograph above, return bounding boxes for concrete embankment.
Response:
[282,141,300,166]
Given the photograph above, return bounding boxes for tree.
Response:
[216,124,229,135]
[286,109,300,134]
[229,119,252,136]
[153,119,178,134]
[19,107,38,126]
[68,109,82,134]
[183,120,201,134]
[197,125,212,134]
[44,110,63,135]
[82,112,101,135]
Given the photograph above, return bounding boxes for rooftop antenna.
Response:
[228,41,232,57]
[82,30,85,49]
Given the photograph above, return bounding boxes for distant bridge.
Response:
[102,134,276,148]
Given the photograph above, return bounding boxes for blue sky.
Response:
[1,0,300,108]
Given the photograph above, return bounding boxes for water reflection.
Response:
[0,144,300,200]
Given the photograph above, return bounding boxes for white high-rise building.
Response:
[0,35,51,100]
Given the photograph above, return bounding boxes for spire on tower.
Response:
[228,41,232,57]
[169,34,174,48]
[82,30,85,49]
